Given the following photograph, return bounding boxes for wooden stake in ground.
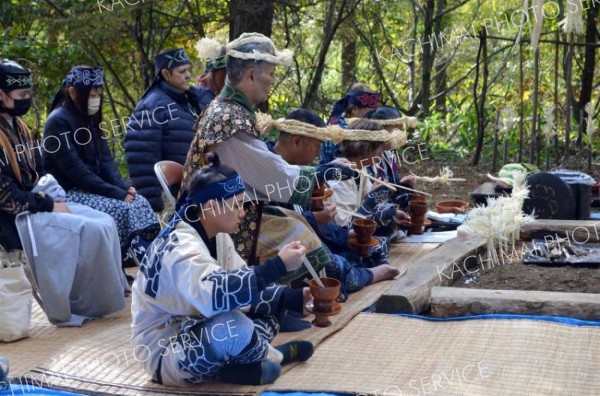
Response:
[585,102,596,172]
[500,106,519,165]
[492,109,500,173]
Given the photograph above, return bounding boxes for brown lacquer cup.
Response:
[352,218,377,244]
[312,182,326,198]
[408,201,428,223]
[409,193,427,202]
[436,200,469,214]
[309,277,342,327]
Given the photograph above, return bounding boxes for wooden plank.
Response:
[431,286,600,320]
[520,220,600,243]
[376,236,487,314]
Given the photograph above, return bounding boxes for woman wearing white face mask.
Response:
[43,66,159,269]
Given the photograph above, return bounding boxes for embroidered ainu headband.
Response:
[205,55,226,72]
[256,112,345,143]
[187,173,245,205]
[0,59,32,92]
[157,173,246,238]
[65,66,104,88]
[195,32,294,67]
[349,91,381,108]
[329,91,381,124]
[153,48,191,74]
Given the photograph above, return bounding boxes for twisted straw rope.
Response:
[256,113,346,142]
[388,129,407,149]
[347,116,418,128]
[343,128,392,142]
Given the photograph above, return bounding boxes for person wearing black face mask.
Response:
[43,65,160,268]
[0,59,129,326]
[0,59,44,250]
[0,60,32,117]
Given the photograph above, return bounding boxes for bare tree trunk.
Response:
[564,32,574,157]
[471,31,488,166]
[408,2,418,109]
[518,40,524,163]
[133,7,154,89]
[302,0,360,109]
[577,4,598,121]
[229,0,274,40]
[433,0,447,114]
[554,28,560,164]
[419,0,435,115]
[341,36,357,89]
[229,0,274,111]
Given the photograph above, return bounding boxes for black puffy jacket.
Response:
[124,81,200,211]
[43,106,130,200]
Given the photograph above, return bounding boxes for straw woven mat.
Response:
[3,243,439,395]
[270,312,600,395]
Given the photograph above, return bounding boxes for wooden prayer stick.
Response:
[362,172,432,197]
[412,176,467,182]
[361,171,397,192]
[303,258,325,287]
[336,207,368,219]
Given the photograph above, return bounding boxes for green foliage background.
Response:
[2,0,599,171]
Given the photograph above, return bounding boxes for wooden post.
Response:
[431,287,600,320]
[530,48,540,165]
[537,115,542,168]
[588,111,593,172]
[492,109,500,172]
[377,237,487,314]
[520,220,600,242]
[565,32,574,157]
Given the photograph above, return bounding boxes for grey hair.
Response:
[226,42,275,86]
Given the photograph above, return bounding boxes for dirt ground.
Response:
[403,159,486,203]
[450,244,600,293]
[406,159,600,294]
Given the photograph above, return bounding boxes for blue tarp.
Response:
[393,313,600,327]
[263,393,344,396]
[0,385,82,396]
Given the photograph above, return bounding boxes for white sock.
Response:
[265,344,283,364]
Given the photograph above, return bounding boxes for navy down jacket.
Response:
[196,85,217,112]
[124,81,200,211]
[43,105,131,201]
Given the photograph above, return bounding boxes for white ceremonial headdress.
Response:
[196,33,294,66]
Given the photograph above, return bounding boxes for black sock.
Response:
[219,361,281,385]
[279,311,312,333]
[275,341,314,365]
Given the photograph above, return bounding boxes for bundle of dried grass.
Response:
[459,172,533,264]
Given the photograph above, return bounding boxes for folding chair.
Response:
[154,160,184,208]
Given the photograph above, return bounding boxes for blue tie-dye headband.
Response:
[65,66,104,88]
[158,173,245,238]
